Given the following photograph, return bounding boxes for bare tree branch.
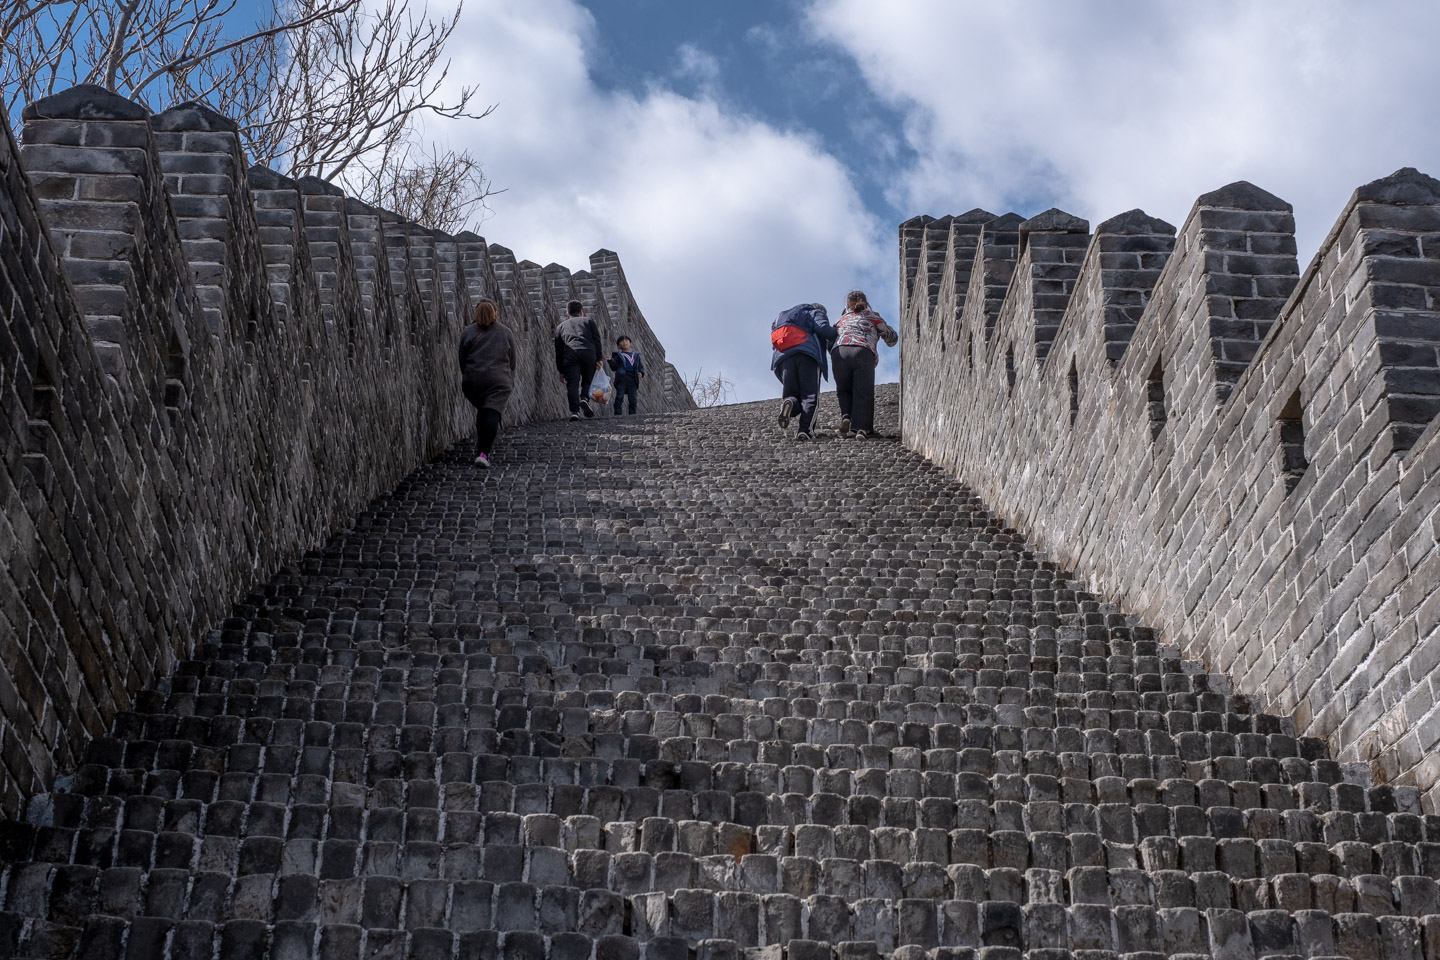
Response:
[4,0,502,240]
[685,370,736,408]
[130,0,359,99]
[2,0,357,125]
[255,0,494,186]
[350,138,501,234]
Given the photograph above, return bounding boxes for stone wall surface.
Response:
[0,85,692,818]
[900,169,1440,809]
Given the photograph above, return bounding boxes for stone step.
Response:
[53,765,1397,844]
[129,686,1282,741]
[76,730,1345,792]
[13,809,1440,899]
[7,904,1440,960]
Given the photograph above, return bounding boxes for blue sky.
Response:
[579,0,913,217]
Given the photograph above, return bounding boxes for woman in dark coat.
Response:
[458,299,516,468]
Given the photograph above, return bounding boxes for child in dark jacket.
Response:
[608,335,644,414]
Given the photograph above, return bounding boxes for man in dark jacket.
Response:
[555,299,603,419]
[771,302,837,440]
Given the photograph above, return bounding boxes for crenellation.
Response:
[589,247,628,328]
[405,221,441,324]
[0,85,692,818]
[487,242,521,322]
[897,213,933,321]
[974,213,1026,342]
[919,214,954,316]
[1090,210,1178,362]
[342,197,394,336]
[19,87,194,407]
[901,167,1440,811]
[943,210,995,334]
[297,175,363,353]
[454,230,497,312]
[1016,208,1090,365]
[517,259,554,333]
[151,103,270,346]
[1191,182,1300,405]
[246,166,317,332]
[432,231,468,331]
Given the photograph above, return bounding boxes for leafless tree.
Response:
[686,369,736,407]
[1,0,359,129]
[244,0,494,185]
[3,0,499,234]
[350,139,499,235]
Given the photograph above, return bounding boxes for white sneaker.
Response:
[474,453,491,468]
[839,417,851,437]
[570,412,581,420]
[795,432,811,442]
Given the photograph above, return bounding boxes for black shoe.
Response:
[570,412,581,421]
[839,417,851,437]
[778,397,796,428]
[795,431,811,442]
[580,399,595,418]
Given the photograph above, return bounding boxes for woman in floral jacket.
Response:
[831,289,898,438]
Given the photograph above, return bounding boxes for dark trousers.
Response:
[463,386,503,456]
[775,354,821,435]
[833,345,876,432]
[613,376,639,414]
[561,353,597,414]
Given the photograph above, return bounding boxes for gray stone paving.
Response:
[0,386,1432,960]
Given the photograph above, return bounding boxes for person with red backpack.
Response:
[770,302,837,440]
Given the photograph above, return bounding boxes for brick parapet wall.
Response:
[900,168,1440,808]
[0,84,693,817]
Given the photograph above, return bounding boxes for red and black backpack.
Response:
[770,305,813,351]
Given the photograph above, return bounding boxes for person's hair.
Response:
[846,290,869,312]
[473,299,499,327]
[567,299,584,316]
[616,335,632,347]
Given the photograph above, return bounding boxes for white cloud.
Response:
[806,0,1440,261]
[422,0,887,403]
[673,43,722,93]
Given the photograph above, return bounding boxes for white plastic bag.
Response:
[590,367,611,406]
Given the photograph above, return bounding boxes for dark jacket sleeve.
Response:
[458,326,471,374]
[812,308,838,349]
[586,319,602,358]
[555,330,566,372]
[507,327,518,376]
[607,351,619,373]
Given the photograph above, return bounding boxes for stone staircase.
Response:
[0,385,1432,960]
